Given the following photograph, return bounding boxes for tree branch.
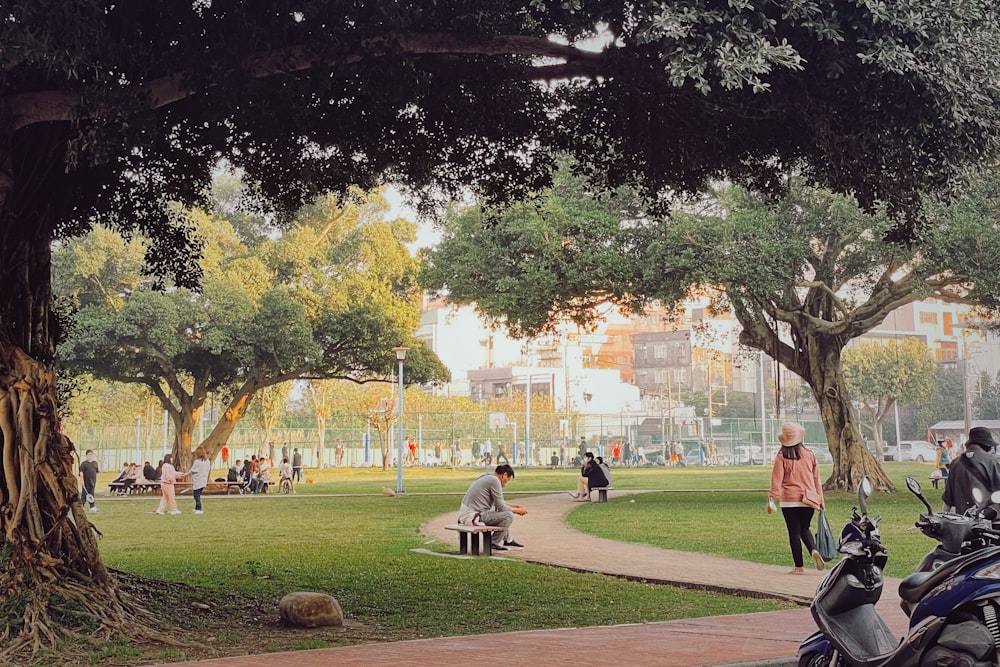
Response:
[8,33,607,130]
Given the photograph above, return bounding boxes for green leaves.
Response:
[56,184,447,440]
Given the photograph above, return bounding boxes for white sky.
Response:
[384,186,442,253]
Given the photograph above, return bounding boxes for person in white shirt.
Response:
[185,446,212,514]
[279,457,295,493]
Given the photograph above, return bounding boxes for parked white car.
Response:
[733,446,764,465]
[883,440,939,463]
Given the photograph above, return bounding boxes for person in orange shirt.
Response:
[767,422,825,574]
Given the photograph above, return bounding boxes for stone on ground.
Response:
[279,592,343,628]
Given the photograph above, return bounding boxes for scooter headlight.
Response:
[839,540,866,556]
[974,564,1000,580]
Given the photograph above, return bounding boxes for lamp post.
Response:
[953,323,985,435]
[393,346,408,495]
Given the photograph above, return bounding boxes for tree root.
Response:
[0,570,191,663]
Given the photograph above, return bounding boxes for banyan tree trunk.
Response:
[808,349,894,492]
[0,344,150,660]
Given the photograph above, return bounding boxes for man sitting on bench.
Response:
[457,464,527,552]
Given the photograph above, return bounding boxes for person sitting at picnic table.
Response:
[115,462,141,491]
[143,461,159,482]
[242,458,253,491]
[569,452,610,502]
[111,463,129,484]
[457,464,527,552]
[253,458,272,493]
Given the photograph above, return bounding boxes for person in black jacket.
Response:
[943,427,1000,515]
[569,452,609,502]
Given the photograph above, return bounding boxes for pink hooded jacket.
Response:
[769,446,824,509]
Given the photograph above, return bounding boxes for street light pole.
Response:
[525,377,531,466]
[393,346,408,495]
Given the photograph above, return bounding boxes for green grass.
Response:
[563,461,943,578]
[94,471,791,640]
[90,460,936,650]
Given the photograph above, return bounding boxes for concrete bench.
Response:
[590,486,613,503]
[444,524,506,556]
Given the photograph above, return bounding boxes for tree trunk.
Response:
[806,347,894,492]
[171,407,199,470]
[316,414,327,463]
[377,426,391,470]
[0,119,184,661]
[0,155,155,657]
[166,392,252,470]
[0,347,162,660]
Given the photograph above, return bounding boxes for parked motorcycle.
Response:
[797,476,1000,667]
[906,477,1000,588]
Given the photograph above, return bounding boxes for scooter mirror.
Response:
[906,475,933,513]
[973,487,985,506]
[992,490,1000,504]
[858,476,872,515]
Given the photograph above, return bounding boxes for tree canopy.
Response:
[842,339,937,450]
[54,188,449,468]
[422,166,1000,490]
[6,3,1000,308]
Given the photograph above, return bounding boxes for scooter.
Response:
[797,476,1000,667]
[906,477,1000,589]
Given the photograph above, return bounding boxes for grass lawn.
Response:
[57,460,934,666]
[73,463,790,667]
[563,460,945,578]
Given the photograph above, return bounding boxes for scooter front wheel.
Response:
[798,652,832,667]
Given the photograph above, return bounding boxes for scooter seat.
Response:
[898,570,939,603]
[898,547,1000,603]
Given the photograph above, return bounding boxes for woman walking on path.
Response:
[187,446,211,514]
[767,422,825,574]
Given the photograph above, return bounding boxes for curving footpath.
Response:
[160,490,908,667]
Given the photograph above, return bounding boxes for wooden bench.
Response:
[108,481,129,496]
[205,480,247,495]
[591,486,613,503]
[444,524,506,556]
[109,481,160,495]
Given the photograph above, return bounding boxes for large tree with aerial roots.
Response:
[3,0,1000,658]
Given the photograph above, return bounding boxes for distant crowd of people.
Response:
[225,447,302,494]
[108,458,166,492]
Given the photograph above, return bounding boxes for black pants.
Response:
[781,506,817,568]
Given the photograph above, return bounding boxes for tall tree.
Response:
[976,371,1000,420]
[304,379,337,467]
[5,0,1000,657]
[56,190,449,471]
[842,340,937,450]
[247,383,293,459]
[422,168,1000,491]
[910,366,965,437]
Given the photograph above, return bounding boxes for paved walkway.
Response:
[161,490,910,667]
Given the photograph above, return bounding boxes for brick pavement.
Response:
[158,490,910,667]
